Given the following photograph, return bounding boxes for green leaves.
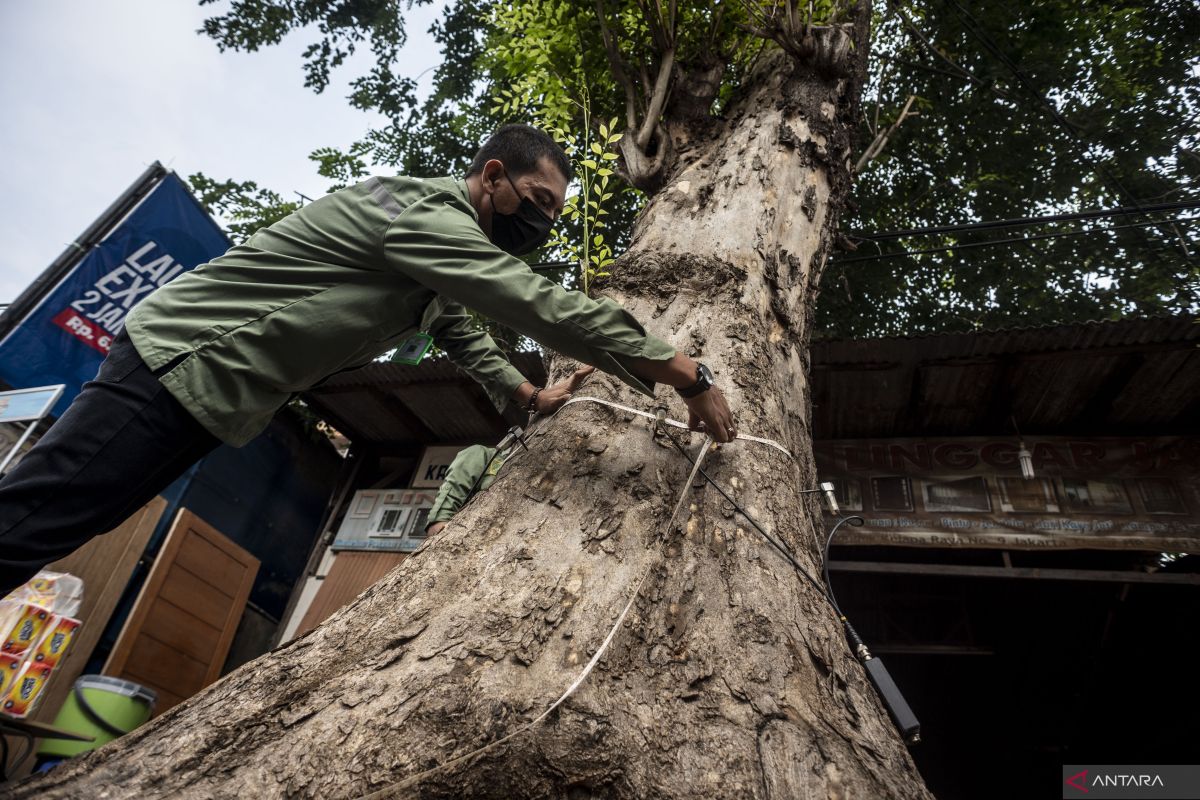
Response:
[544,102,625,293]
[192,0,1199,338]
[185,173,301,244]
[817,0,1200,338]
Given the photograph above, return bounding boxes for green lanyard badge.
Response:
[394,332,434,365]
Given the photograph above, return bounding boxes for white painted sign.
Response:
[411,445,469,488]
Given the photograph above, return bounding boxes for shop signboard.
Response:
[816,436,1200,551]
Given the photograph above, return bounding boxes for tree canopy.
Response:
[192,0,1200,337]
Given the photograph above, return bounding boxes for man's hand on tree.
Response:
[683,386,737,443]
[534,365,595,414]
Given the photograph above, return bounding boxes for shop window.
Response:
[1137,478,1187,514]
[1060,479,1132,514]
[997,477,1060,513]
[871,476,914,511]
[921,476,992,512]
[406,507,431,539]
[377,507,405,533]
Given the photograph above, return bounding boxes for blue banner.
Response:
[0,173,229,416]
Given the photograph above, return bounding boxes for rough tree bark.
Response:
[8,6,935,799]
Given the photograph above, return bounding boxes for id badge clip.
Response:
[394,332,434,365]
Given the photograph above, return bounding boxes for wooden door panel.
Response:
[159,564,234,629]
[174,533,249,589]
[123,633,209,688]
[104,509,259,714]
[139,599,222,663]
[295,551,406,638]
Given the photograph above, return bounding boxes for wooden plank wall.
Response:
[294,551,406,638]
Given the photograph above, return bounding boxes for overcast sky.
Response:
[0,0,447,303]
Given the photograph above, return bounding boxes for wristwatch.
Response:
[676,363,715,398]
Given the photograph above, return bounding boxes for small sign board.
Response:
[332,489,439,553]
[411,445,469,488]
[0,385,65,424]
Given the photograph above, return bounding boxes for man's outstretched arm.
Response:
[384,194,737,440]
[509,352,735,440]
[429,304,601,418]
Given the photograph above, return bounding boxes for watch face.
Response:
[698,363,714,385]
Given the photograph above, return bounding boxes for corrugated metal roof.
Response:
[811,316,1199,439]
[305,317,1197,447]
[812,315,1199,364]
[303,351,546,449]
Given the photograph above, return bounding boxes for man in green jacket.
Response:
[425,445,507,539]
[0,124,735,593]
[422,360,595,539]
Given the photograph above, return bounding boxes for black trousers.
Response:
[0,333,219,595]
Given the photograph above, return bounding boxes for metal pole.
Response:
[0,420,40,476]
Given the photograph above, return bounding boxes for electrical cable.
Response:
[656,426,874,659]
[855,198,1200,242]
[838,214,1199,264]
[399,395,920,792]
[656,424,831,600]
[655,424,920,743]
[822,515,866,619]
[354,431,714,800]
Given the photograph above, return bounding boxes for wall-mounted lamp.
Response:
[1012,416,1035,479]
[1017,442,1035,480]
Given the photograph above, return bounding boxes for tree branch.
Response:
[856,94,919,172]
[594,0,640,132]
[637,48,676,151]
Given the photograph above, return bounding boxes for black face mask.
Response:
[489,172,554,256]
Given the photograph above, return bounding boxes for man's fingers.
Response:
[569,365,595,389]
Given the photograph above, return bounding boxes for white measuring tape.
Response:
[352,396,794,799]
[555,395,797,461]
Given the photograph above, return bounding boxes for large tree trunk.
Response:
[9,17,934,800]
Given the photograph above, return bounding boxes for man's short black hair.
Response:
[467,124,571,183]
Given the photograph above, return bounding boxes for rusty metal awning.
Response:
[302,351,546,451]
[304,316,1197,449]
[810,315,1199,439]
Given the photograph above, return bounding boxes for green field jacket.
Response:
[426,444,503,527]
[125,176,675,446]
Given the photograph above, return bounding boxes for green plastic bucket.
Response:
[37,675,157,758]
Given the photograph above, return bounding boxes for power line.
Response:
[839,214,1199,264]
[854,198,1200,242]
[529,261,573,273]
